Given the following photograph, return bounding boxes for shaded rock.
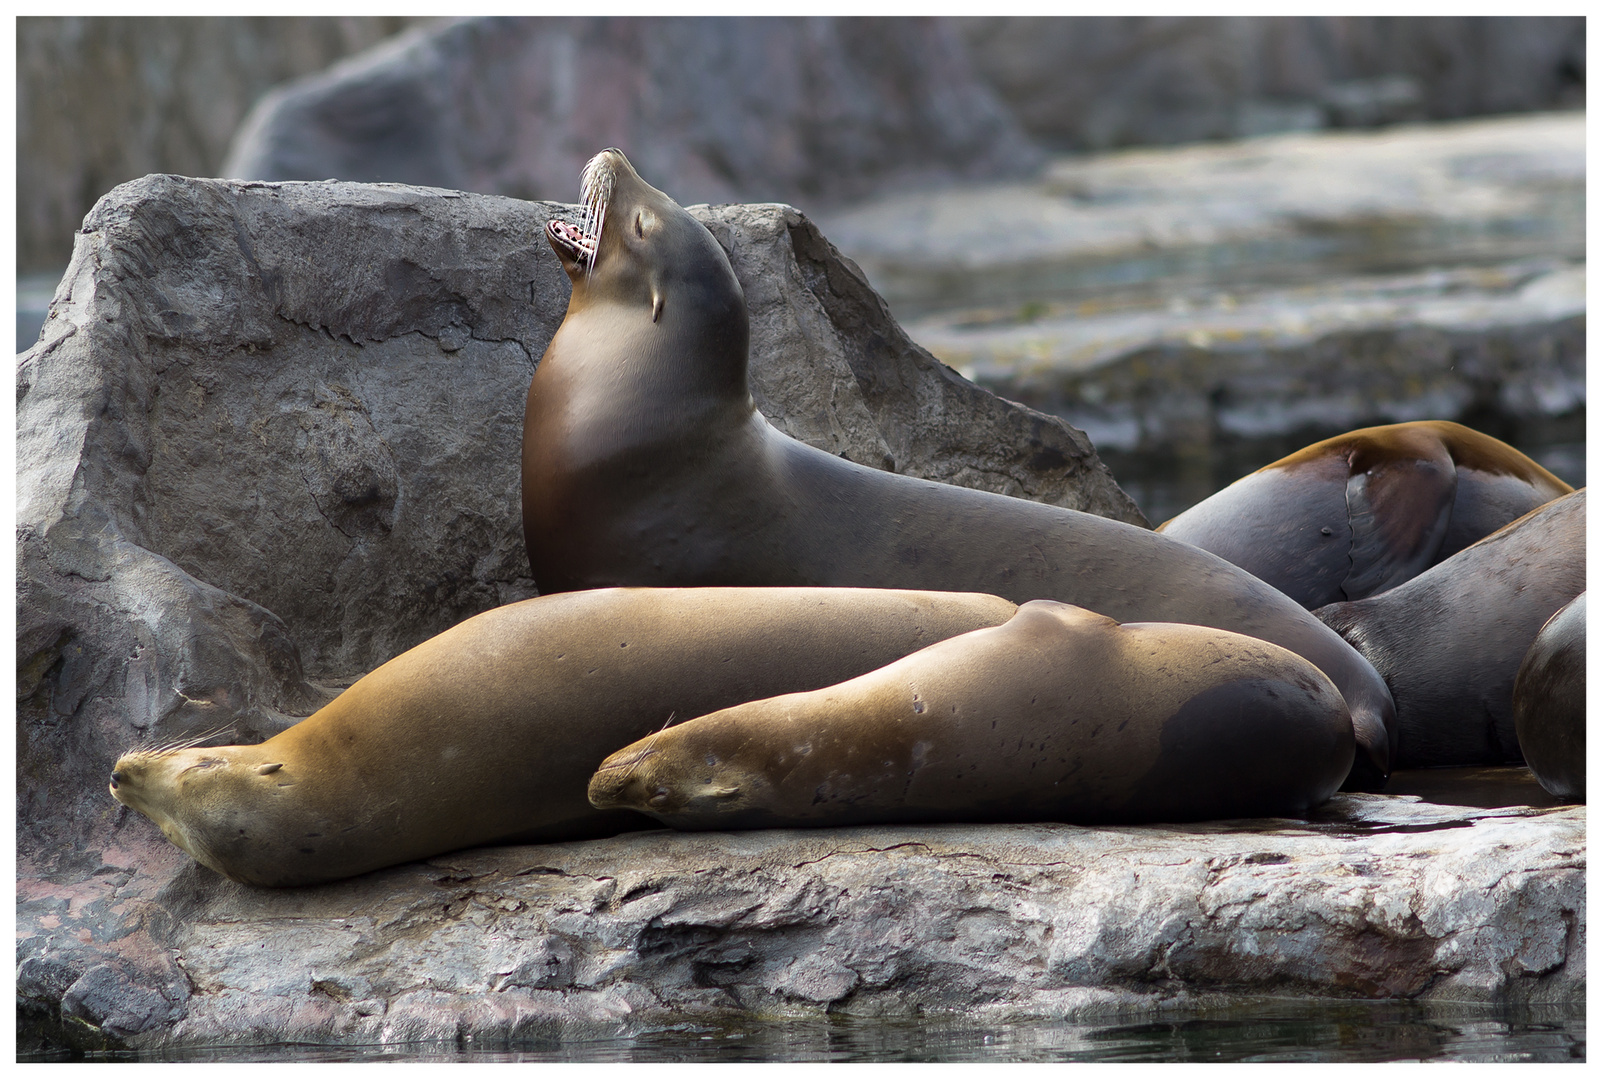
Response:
[959,16,1585,152]
[16,173,1138,876]
[15,15,425,274]
[15,797,1585,1051]
[223,16,1040,211]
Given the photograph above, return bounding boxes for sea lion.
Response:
[107,586,1017,886]
[1156,421,1572,609]
[521,148,1398,788]
[1513,591,1586,802]
[588,600,1356,828]
[1316,489,1585,769]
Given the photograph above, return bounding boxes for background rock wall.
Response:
[16,15,428,274]
[960,16,1585,151]
[19,16,1584,275]
[220,17,1039,213]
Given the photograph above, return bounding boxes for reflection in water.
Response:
[30,1000,1583,1063]
[1385,766,1571,810]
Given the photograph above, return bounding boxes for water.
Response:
[23,1000,1584,1063]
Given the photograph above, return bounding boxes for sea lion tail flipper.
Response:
[1342,448,1456,600]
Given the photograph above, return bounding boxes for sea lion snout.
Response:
[586,745,660,810]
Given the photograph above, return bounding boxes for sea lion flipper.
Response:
[1342,450,1456,601]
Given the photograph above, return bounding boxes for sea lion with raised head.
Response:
[1157,421,1572,608]
[1513,591,1585,802]
[521,148,1398,788]
[588,600,1356,829]
[1316,489,1585,769]
[108,586,1018,886]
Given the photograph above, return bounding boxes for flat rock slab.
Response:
[914,258,1584,454]
[816,112,1583,319]
[16,794,1583,1052]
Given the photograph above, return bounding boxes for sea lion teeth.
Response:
[520,147,1399,789]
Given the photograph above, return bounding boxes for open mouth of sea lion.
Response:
[547,148,621,276]
[546,219,597,268]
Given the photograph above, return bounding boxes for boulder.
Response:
[223,16,1040,210]
[17,798,1583,1051]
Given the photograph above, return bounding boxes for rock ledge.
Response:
[17,796,1583,1051]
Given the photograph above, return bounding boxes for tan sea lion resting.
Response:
[1513,591,1586,802]
[107,587,1018,887]
[1316,489,1585,769]
[589,600,1356,828]
[521,148,1398,789]
[1157,421,1572,609]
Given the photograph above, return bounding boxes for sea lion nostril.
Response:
[110,770,124,787]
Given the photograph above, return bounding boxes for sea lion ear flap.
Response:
[1342,449,1456,601]
[652,291,664,323]
[257,763,284,775]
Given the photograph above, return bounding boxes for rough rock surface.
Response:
[919,259,1584,456]
[223,16,1040,211]
[17,797,1583,1052]
[959,16,1585,152]
[16,174,1142,1050]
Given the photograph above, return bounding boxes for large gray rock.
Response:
[15,173,1139,909]
[959,16,1585,152]
[223,17,1040,210]
[17,797,1583,1051]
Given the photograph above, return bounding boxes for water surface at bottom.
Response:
[30,1000,1584,1063]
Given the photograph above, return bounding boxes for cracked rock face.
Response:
[16,799,1583,1052]
[17,174,1146,1050]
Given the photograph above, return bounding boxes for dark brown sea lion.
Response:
[588,600,1356,828]
[1156,421,1573,609]
[107,587,1017,886]
[1513,591,1586,802]
[521,148,1398,788]
[1316,489,1585,769]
